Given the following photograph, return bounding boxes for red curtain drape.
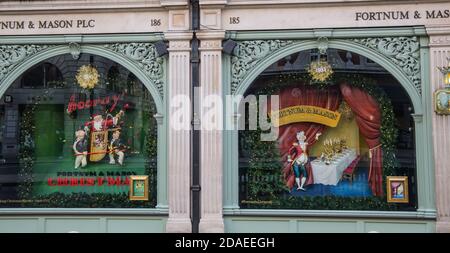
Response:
[339,82,383,196]
[277,85,341,189]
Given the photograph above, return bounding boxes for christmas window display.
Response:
[238,50,417,211]
[0,54,157,208]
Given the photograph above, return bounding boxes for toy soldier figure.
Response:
[109,130,125,166]
[73,129,88,169]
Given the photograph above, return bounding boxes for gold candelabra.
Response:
[320,137,348,165]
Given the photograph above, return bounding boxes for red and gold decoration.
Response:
[241,73,399,210]
[338,101,354,120]
[320,138,348,165]
[271,105,341,127]
[76,65,99,89]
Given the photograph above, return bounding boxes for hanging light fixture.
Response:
[434,57,450,115]
[438,57,450,87]
[307,59,333,83]
[307,37,333,83]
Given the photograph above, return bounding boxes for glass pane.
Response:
[238,49,417,211]
[0,53,157,208]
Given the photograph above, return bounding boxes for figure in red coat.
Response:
[287,131,321,191]
[84,110,124,132]
[82,109,126,163]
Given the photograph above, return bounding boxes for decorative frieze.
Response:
[352,37,421,94]
[200,40,222,50]
[231,40,294,93]
[430,36,450,47]
[104,43,165,98]
[0,43,165,99]
[168,41,191,51]
[0,45,51,82]
[230,37,422,96]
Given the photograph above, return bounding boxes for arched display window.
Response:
[0,53,158,208]
[238,49,417,211]
[21,62,64,88]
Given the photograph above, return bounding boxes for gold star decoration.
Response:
[307,60,334,82]
[76,65,99,89]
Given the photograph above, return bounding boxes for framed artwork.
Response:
[129,175,149,201]
[386,176,409,203]
[434,89,450,115]
[4,95,12,103]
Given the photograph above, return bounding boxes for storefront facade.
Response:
[0,0,187,233]
[0,0,449,233]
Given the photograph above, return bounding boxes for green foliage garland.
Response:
[240,73,403,211]
[144,103,158,207]
[18,105,37,199]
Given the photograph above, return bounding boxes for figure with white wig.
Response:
[287,131,321,191]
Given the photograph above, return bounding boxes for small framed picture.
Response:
[435,89,450,115]
[4,95,13,103]
[386,176,409,203]
[129,175,149,201]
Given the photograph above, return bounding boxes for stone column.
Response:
[164,32,193,233]
[197,30,226,233]
[427,25,450,233]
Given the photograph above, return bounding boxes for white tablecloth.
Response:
[310,149,357,186]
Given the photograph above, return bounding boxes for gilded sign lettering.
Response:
[271,105,341,128]
[356,9,450,21]
[0,19,95,30]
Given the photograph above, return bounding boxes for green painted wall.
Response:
[224,217,435,233]
[0,216,167,233]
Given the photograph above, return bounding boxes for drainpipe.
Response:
[190,0,201,233]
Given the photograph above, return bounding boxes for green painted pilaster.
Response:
[416,35,436,217]
[223,54,240,211]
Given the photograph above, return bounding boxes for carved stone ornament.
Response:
[0,45,50,82]
[231,40,294,94]
[104,43,165,97]
[317,37,329,55]
[230,37,422,96]
[352,37,421,94]
[69,42,81,60]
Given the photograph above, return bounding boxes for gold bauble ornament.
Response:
[307,60,333,82]
[76,65,99,89]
